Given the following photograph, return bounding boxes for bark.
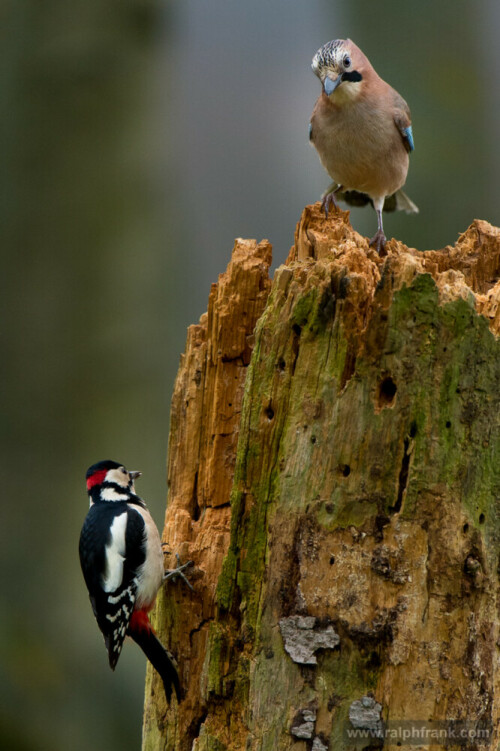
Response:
[143,206,500,751]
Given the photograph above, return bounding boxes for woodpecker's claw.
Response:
[164,553,194,591]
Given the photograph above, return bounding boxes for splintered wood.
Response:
[143,206,500,751]
[143,239,271,747]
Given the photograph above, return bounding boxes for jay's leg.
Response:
[321,183,343,218]
[369,201,387,254]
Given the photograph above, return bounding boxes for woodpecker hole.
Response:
[463,523,469,534]
[329,556,335,565]
[377,376,397,408]
[446,420,451,429]
[265,404,274,421]
[479,513,485,525]
[292,323,302,337]
[341,464,351,477]
[277,358,286,372]
[311,435,317,444]
[367,651,381,669]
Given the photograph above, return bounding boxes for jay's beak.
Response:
[323,73,343,96]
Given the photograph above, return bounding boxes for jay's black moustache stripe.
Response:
[342,70,362,83]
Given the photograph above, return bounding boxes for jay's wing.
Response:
[392,91,414,153]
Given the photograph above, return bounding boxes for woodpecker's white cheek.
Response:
[101,487,129,502]
[105,468,130,489]
[102,512,127,592]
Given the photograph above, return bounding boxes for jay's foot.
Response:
[321,189,341,219]
[163,551,194,590]
[369,229,387,255]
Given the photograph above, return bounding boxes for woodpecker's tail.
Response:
[128,610,181,703]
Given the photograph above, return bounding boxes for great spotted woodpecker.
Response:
[79,459,181,702]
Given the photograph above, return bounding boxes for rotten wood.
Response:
[143,205,500,751]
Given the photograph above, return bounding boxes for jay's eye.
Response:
[343,55,351,68]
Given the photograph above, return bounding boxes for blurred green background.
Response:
[1,1,499,749]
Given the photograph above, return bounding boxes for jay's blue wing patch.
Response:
[402,125,414,152]
[393,110,415,154]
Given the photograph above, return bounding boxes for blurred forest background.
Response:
[1,1,499,749]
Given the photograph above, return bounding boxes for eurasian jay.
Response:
[309,39,418,253]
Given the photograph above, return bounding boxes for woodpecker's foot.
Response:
[164,553,194,590]
[369,229,387,255]
[321,190,340,219]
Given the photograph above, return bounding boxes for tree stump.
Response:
[142,206,500,751]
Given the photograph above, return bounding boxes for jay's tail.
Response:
[391,188,419,214]
[128,610,181,703]
[322,182,419,215]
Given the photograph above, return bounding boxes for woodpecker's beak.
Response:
[129,471,142,481]
[324,73,342,96]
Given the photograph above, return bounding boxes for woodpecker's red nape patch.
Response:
[129,609,153,636]
[86,469,108,491]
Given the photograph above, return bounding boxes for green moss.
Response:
[236,495,273,632]
[216,548,238,611]
[233,655,250,705]
[318,648,380,749]
[392,273,439,321]
[441,293,479,337]
[181,262,500,751]
[333,339,350,388]
[291,289,317,328]
[317,494,378,531]
[204,622,231,699]
[325,648,379,696]
[196,733,228,751]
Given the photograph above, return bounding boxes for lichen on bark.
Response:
[143,206,500,751]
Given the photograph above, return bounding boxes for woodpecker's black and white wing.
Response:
[79,501,146,669]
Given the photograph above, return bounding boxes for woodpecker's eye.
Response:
[120,467,127,475]
[343,55,351,68]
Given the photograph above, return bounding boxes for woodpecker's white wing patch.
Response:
[102,512,127,592]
